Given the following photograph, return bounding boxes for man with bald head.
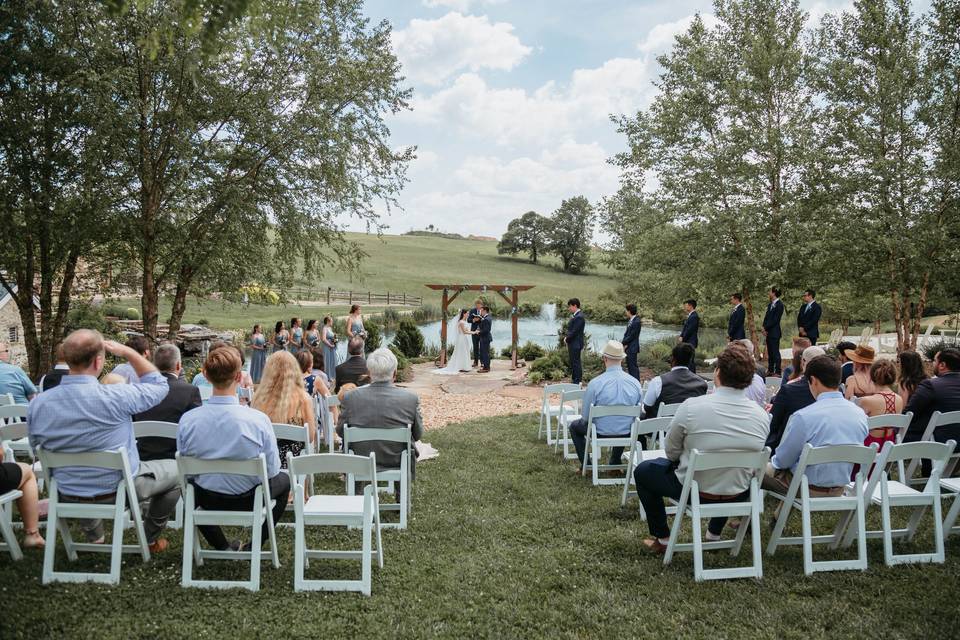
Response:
[28,329,179,551]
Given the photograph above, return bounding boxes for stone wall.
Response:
[0,300,28,362]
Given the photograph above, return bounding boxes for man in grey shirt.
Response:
[337,348,424,476]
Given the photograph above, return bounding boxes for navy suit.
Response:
[762,299,784,374]
[680,310,699,373]
[728,304,746,341]
[622,315,641,380]
[477,315,492,370]
[904,372,960,443]
[765,377,815,454]
[467,308,483,365]
[797,301,822,344]
[566,311,585,384]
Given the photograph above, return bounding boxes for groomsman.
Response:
[622,303,642,380]
[762,287,784,375]
[564,298,585,384]
[797,289,822,345]
[728,293,746,341]
[468,299,483,367]
[679,299,699,374]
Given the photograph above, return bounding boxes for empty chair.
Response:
[343,425,412,529]
[663,448,770,581]
[176,453,280,592]
[0,406,31,462]
[287,452,384,595]
[581,405,643,486]
[538,383,580,444]
[905,411,960,481]
[555,388,584,460]
[36,446,152,585]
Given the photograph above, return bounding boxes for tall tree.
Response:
[548,196,594,274]
[497,211,550,263]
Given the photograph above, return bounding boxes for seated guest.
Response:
[896,350,928,406]
[177,347,289,551]
[296,350,331,398]
[39,343,69,392]
[781,337,812,383]
[763,356,868,498]
[231,345,255,404]
[904,347,960,443]
[0,449,44,549]
[766,346,824,453]
[252,351,316,468]
[843,344,881,399]
[336,348,423,476]
[565,341,643,469]
[733,339,766,407]
[0,341,37,404]
[28,330,177,551]
[335,338,370,392]
[642,343,707,418]
[836,341,857,385]
[134,344,202,461]
[634,345,770,552]
[337,382,357,404]
[309,346,329,386]
[110,336,152,384]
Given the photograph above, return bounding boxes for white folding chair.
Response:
[131,421,182,529]
[764,377,782,402]
[862,413,913,480]
[620,417,674,509]
[538,383,580,444]
[663,448,770,581]
[0,406,31,462]
[36,446,151,585]
[555,388,584,459]
[237,386,253,403]
[765,443,877,575]
[657,402,681,419]
[343,425,412,529]
[287,452,383,595]
[839,440,955,565]
[0,489,23,560]
[316,395,340,454]
[581,405,643,486]
[176,453,280,592]
[905,411,960,481]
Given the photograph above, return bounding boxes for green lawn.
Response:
[5,413,959,638]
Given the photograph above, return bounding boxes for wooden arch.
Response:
[424,284,535,369]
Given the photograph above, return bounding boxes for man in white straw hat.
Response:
[567,340,643,470]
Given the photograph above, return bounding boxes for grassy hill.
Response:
[293,232,618,305]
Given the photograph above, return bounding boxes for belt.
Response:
[808,485,842,493]
[698,491,743,501]
[59,492,118,503]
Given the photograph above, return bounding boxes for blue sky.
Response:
[358,0,857,238]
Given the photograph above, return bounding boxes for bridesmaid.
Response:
[249,324,267,384]
[273,320,289,353]
[321,315,339,386]
[305,319,321,350]
[289,317,304,353]
[348,304,366,339]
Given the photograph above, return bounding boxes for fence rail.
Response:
[286,287,422,307]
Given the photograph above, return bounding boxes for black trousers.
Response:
[626,350,639,381]
[193,473,290,550]
[472,333,481,365]
[766,335,781,374]
[569,418,625,466]
[568,345,583,384]
[479,339,491,369]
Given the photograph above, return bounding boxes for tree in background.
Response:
[548,196,594,274]
[497,211,550,263]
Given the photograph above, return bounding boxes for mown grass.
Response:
[4,413,959,639]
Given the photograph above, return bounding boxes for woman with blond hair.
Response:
[252,351,316,468]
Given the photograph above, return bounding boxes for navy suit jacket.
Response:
[762,299,783,338]
[765,376,816,453]
[680,311,699,347]
[566,311,585,350]
[797,301,822,342]
[478,315,492,344]
[728,305,746,340]
[904,372,960,442]
[622,316,641,354]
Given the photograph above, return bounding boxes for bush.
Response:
[197,318,209,326]
[123,307,140,320]
[381,307,402,328]
[364,320,383,352]
[527,371,544,385]
[388,343,411,382]
[922,339,955,362]
[411,304,441,324]
[65,302,110,335]
[102,303,125,318]
[500,346,513,359]
[519,341,545,361]
[392,320,425,358]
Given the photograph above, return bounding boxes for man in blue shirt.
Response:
[567,340,643,469]
[764,355,868,496]
[0,342,37,404]
[177,345,288,551]
[28,330,177,551]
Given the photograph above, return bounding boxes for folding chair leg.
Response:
[249,509,262,592]
[943,493,960,540]
[690,501,704,582]
[0,506,22,561]
[750,487,763,578]
[108,492,126,585]
[294,511,305,591]
[42,502,58,584]
[801,494,814,576]
[361,510,372,597]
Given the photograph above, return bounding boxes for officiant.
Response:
[468,298,484,368]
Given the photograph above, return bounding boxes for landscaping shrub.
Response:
[922,339,955,362]
[123,307,140,320]
[392,320,425,358]
[388,343,411,382]
[364,320,383,352]
[381,307,402,328]
[412,304,441,324]
[65,302,110,335]
[519,341,545,361]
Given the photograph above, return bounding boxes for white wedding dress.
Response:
[433,319,474,374]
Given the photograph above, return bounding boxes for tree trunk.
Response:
[743,287,759,354]
[166,264,195,339]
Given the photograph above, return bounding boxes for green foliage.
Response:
[519,341,545,361]
[527,371,544,385]
[402,229,465,240]
[64,303,110,336]
[548,196,594,274]
[528,348,604,382]
[197,319,209,326]
[124,308,140,321]
[391,320,425,358]
[921,339,955,362]
[381,307,403,328]
[363,320,383,352]
[387,343,411,382]
[497,211,551,264]
[412,304,442,324]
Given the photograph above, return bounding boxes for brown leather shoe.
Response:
[148,538,169,554]
[642,537,668,554]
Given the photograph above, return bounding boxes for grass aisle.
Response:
[5,413,960,638]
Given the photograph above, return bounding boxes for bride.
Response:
[433,309,476,374]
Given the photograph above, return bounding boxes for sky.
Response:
[356,0,858,239]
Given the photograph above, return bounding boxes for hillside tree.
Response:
[548,196,594,274]
[497,211,550,263]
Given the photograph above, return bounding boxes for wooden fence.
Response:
[286,287,422,307]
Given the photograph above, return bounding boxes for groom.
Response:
[477,306,493,373]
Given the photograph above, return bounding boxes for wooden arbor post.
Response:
[425,284,533,370]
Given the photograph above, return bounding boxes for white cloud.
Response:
[422,0,506,11]
[636,13,719,53]
[393,12,531,86]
